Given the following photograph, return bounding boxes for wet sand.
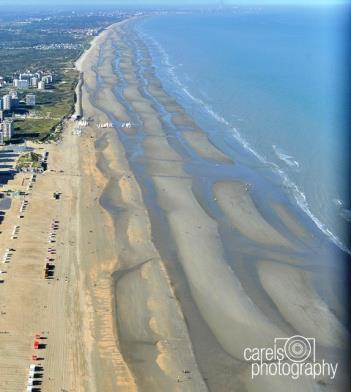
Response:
[77,20,207,392]
[13,20,348,392]
[57,18,349,391]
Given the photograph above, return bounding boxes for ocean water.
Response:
[135,6,350,251]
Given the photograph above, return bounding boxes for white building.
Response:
[31,77,38,88]
[1,119,14,139]
[2,95,12,111]
[38,81,45,90]
[26,94,36,106]
[13,79,29,89]
[0,131,4,145]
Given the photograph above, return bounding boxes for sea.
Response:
[134,5,350,252]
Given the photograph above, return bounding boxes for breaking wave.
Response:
[136,27,350,255]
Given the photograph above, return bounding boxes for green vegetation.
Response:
[0,11,130,140]
[14,68,79,140]
[0,13,123,74]
[16,151,42,170]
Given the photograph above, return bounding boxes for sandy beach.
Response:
[0,17,348,392]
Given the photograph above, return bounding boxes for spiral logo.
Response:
[283,335,312,363]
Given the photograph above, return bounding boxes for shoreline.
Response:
[76,18,208,391]
[86,18,347,391]
[0,14,347,392]
[135,14,349,257]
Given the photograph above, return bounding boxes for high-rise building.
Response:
[1,119,14,139]
[38,81,45,90]
[0,110,4,121]
[26,94,36,106]
[31,77,38,88]
[13,79,29,89]
[0,131,4,146]
[2,95,12,111]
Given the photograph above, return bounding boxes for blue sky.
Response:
[101,0,345,2]
[89,0,338,2]
[0,0,347,4]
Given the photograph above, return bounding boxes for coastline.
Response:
[136,11,349,256]
[75,17,208,391]
[0,14,347,392]
[83,18,347,391]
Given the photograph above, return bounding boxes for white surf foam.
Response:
[137,28,350,255]
[272,145,300,169]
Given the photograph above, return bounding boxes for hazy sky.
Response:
[0,0,347,5]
